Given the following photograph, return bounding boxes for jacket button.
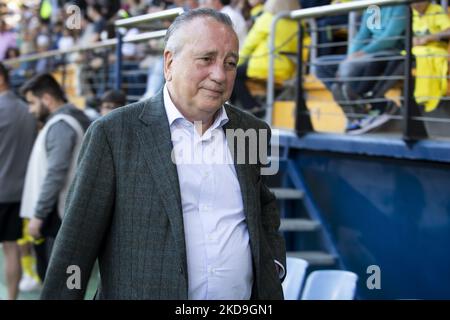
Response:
[179,267,183,274]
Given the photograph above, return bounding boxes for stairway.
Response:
[269,185,336,267]
[268,137,339,268]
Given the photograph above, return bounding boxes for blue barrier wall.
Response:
[284,133,450,299]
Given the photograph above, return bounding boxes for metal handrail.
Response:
[2,30,167,66]
[4,8,184,101]
[266,0,417,134]
[114,8,184,89]
[290,0,411,20]
[114,7,184,28]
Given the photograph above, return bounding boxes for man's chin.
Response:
[198,98,226,110]
[35,112,49,123]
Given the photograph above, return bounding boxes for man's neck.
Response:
[166,86,219,135]
[49,100,66,114]
[181,107,217,136]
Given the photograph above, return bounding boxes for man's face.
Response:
[411,1,429,11]
[100,102,117,116]
[26,91,50,122]
[164,17,239,120]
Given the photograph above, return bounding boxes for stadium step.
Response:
[280,218,320,232]
[303,74,327,91]
[270,188,304,200]
[287,251,336,267]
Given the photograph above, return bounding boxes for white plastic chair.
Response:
[282,257,309,300]
[301,270,358,300]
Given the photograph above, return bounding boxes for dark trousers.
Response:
[35,205,62,281]
[34,238,55,281]
[315,51,396,96]
[316,15,349,57]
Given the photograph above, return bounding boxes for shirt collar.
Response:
[163,84,229,130]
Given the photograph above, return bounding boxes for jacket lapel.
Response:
[136,92,187,276]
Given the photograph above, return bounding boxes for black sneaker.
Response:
[331,83,355,116]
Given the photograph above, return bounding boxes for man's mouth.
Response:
[202,87,223,95]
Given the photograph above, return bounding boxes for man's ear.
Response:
[163,50,174,82]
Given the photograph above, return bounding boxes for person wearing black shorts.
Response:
[0,62,37,300]
[0,204,22,241]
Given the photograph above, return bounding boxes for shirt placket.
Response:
[196,134,221,297]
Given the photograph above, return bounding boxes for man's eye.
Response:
[226,61,237,68]
[200,57,212,63]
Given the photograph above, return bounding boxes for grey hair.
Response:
[164,8,235,55]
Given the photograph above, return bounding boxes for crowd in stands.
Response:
[1,1,448,135]
[0,0,315,109]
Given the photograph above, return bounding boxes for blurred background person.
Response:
[19,74,90,282]
[100,89,127,116]
[411,1,450,112]
[315,4,407,133]
[230,0,300,114]
[0,19,17,61]
[0,63,37,299]
[200,0,247,48]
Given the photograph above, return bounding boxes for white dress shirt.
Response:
[163,86,253,300]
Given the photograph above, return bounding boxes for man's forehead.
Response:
[25,91,37,100]
[192,48,238,58]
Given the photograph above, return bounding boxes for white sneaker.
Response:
[347,103,399,135]
[19,274,41,292]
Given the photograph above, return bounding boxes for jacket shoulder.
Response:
[225,103,271,131]
[100,99,148,124]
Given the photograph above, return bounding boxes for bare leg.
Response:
[2,241,22,300]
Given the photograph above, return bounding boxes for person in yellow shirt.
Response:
[411,1,450,112]
[248,0,264,25]
[230,0,301,114]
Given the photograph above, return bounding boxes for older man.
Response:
[41,8,285,300]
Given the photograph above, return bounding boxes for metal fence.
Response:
[4,3,450,139]
[3,8,183,108]
[267,0,450,140]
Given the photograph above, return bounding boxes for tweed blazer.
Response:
[40,90,286,300]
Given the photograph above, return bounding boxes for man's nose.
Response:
[209,62,226,83]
